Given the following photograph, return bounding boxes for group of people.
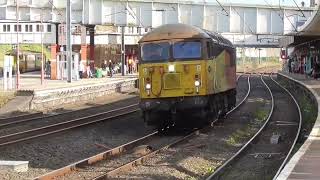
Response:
[287,55,320,79]
[101,60,117,77]
[74,59,137,79]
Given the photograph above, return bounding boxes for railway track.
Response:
[0,112,44,127]
[35,74,252,180]
[206,74,302,180]
[0,97,139,131]
[0,104,139,147]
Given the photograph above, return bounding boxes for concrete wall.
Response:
[27,78,137,111]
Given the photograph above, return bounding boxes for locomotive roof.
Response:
[139,24,233,47]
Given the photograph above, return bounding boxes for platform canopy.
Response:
[297,5,320,35]
[279,5,320,47]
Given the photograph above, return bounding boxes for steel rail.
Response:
[93,131,198,180]
[226,74,250,116]
[90,75,253,180]
[206,74,275,179]
[0,101,138,128]
[236,73,242,82]
[271,74,302,180]
[0,112,44,126]
[0,104,139,147]
[34,131,158,180]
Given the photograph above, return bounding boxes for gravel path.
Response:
[109,75,273,179]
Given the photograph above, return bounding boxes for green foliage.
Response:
[254,109,268,121]
[227,126,252,146]
[0,44,51,64]
[206,167,214,174]
[19,44,51,59]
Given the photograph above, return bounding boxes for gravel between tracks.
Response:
[109,75,273,179]
[218,75,300,180]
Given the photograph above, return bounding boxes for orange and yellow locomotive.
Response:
[138,24,236,130]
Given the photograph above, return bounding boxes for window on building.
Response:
[3,24,6,32]
[47,24,52,32]
[14,25,21,32]
[36,24,43,32]
[29,25,33,32]
[7,25,10,32]
[25,24,28,32]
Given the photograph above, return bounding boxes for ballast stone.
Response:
[0,161,28,172]
[270,134,281,144]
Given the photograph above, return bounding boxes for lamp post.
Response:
[16,0,20,89]
[40,9,44,85]
[258,48,262,64]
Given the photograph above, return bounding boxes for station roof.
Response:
[279,6,320,47]
[297,7,320,36]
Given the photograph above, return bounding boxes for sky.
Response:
[191,0,310,7]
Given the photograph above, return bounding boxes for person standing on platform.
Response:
[128,58,133,74]
[288,57,292,73]
[45,60,51,79]
[79,61,84,79]
[108,60,113,77]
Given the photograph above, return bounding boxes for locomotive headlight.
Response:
[146,83,151,90]
[168,65,175,72]
[195,80,200,87]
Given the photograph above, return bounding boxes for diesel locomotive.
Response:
[138,24,237,130]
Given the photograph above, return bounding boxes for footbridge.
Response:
[0,0,316,47]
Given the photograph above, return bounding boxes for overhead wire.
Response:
[126,1,145,28]
[292,0,306,18]
[118,0,145,28]
[263,0,298,32]
[214,0,230,16]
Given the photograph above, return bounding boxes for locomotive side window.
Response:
[141,42,170,62]
[173,41,202,60]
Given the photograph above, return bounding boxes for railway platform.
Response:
[0,71,138,113]
[277,71,320,180]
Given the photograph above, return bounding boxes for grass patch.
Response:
[254,109,269,121]
[227,126,253,146]
[299,95,317,130]
[0,91,16,108]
